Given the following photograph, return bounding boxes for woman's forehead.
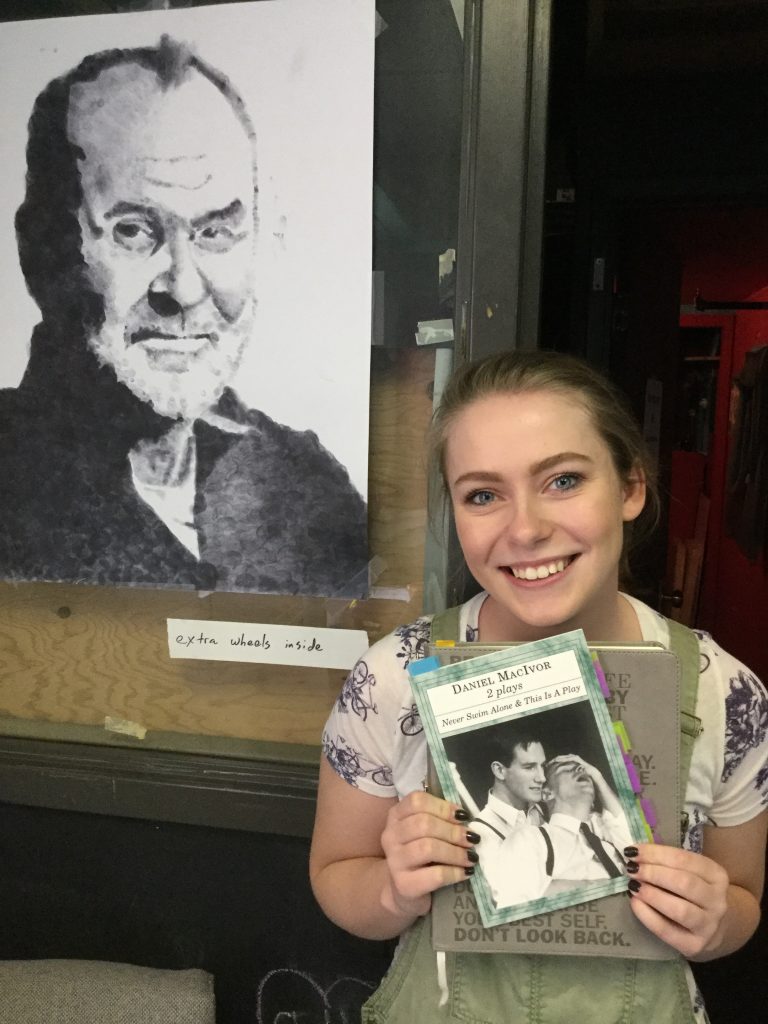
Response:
[445,390,602,460]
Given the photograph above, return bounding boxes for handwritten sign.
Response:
[167,619,369,670]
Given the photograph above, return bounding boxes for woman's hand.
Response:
[625,843,730,958]
[310,760,482,940]
[379,790,480,919]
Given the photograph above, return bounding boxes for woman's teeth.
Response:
[511,558,570,581]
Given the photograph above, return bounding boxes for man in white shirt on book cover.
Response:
[472,726,547,894]
[491,755,633,909]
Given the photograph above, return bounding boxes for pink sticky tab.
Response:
[640,798,658,827]
[623,755,642,793]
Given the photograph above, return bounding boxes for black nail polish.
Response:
[626,860,639,874]
[624,846,638,859]
[464,866,475,876]
[467,849,479,864]
[466,830,481,845]
[628,878,641,893]
[454,808,470,822]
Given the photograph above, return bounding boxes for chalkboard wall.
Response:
[0,798,394,1024]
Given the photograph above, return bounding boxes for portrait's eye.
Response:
[194,224,246,254]
[112,219,158,254]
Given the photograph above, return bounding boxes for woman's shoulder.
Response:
[364,613,434,673]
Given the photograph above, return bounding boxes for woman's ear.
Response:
[622,465,647,523]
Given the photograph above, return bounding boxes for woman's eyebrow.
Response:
[531,451,593,475]
[451,470,504,488]
[451,453,593,489]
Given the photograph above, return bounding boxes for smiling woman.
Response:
[310,349,768,1024]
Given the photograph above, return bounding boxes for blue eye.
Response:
[468,489,495,506]
[551,473,581,492]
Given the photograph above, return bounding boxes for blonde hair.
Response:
[429,350,659,584]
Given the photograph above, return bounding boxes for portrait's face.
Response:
[67,62,256,420]
[493,741,546,809]
[446,391,646,641]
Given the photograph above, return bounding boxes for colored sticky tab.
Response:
[409,656,441,677]
[591,653,611,698]
[640,798,658,827]
[613,721,632,753]
[433,640,456,648]
[642,820,655,843]
[623,754,642,793]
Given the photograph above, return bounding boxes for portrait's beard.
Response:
[85,300,255,422]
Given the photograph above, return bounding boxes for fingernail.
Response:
[464,866,475,876]
[628,878,641,893]
[466,830,481,845]
[624,846,638,858]
[626,860,639,874]
[454,808,470,822]
[467,849,479,864]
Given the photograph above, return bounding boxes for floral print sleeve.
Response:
[321,616,432,797]
[688,632,768,833]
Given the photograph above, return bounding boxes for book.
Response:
[423,640,681,959]
[408,630,647,930]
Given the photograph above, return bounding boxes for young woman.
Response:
[310,350,767,1022]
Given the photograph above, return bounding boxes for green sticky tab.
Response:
[613,721,631,752]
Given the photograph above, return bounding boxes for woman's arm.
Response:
[309,759,478,940]
[627,808,767,961]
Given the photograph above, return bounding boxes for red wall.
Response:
[673,208,768,680]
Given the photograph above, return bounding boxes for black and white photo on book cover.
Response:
[0,0,373,597]
[409,630,647,928]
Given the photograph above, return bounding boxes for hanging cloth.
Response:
[725,344,768,561]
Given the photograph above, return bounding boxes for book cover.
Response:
[409,630,647,929]
[426,642,681,958]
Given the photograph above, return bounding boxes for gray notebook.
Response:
[427,642,681,960]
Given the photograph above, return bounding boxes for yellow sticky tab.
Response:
[434,640,456,647]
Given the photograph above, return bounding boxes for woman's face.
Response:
[444,389,646,641]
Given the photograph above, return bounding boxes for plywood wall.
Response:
[0,347,435,750]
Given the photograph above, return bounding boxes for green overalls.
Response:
[362,610,704,1024]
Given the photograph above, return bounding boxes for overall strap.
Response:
[665,617,703,802]
[430,604,462,644]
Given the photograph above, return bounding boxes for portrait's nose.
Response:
[148,234,207,316]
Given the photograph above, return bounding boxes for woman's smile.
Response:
[505,555,575,581]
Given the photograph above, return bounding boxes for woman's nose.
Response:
[504,498,551,545]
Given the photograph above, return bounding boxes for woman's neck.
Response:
[477,591,643,645]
